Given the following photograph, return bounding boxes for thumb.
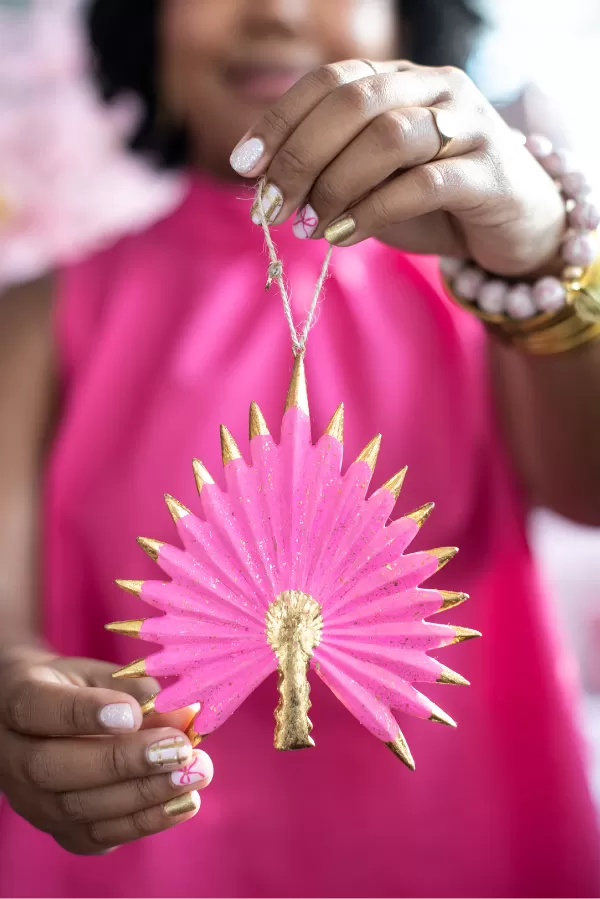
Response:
[53,656,161,707]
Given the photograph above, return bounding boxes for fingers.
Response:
[56,791,201,856]
[43,750,213,826]
[324,154,490,248]
[0,664,144,737]
[230,59,378,176]
[249,68,458,226]
[3,725,195,792]
[298,106,445,240]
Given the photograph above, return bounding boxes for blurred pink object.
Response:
[114,357,476,768]
[0,0,183,289]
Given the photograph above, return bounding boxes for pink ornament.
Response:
[525,134,553,159]
[563,233,598,267]
[568,201,600,232]
[561,172,592,202]
[532,277,566,314]
[506,284,537,320]
[109,358,478,770]
[453,266,485,301]
[478,279,508,315]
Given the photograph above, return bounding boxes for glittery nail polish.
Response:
[98,703,135,730]
[230,137,265,175]
[324,215,356,246]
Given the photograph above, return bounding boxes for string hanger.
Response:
[255,177,333,358]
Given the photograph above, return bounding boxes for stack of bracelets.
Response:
[440,133,600,354]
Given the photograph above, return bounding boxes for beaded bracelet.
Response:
[440,134,600,353]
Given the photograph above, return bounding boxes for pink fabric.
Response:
[1,174,598,897]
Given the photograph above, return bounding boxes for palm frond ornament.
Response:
[109,356,480,770]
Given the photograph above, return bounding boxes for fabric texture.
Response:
[1,175,598,898]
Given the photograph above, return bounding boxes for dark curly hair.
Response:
[87,0,484,169]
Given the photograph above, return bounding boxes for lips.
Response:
[225,64,311,102]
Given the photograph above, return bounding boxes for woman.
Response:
[0,1,599,896]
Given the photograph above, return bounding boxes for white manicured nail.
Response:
[148,736,192,768]
[98,703,135,730]
[230,137,265,175]
[170,750,210,787]
[251,183,284,225]
[293,204,319,239]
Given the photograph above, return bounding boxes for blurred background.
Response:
[0,0,599,807]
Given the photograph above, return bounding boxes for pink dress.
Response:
[1,175,598,898]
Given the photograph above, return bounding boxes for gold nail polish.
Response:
[164,792,200,818]
[325,215,356,246]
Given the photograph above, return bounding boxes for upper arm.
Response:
[0,276,56,640]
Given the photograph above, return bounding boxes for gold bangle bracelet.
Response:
[442,252,600,355]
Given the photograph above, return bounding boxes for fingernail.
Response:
[170,750,209,788]
[324,215,356,246]
[293,204,319,239]
[147,737,192,768]
[98,703,135,730]
[251,183,283,225]
[164,791,201,818]
[230,136,265,175]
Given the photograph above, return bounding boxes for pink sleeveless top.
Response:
[1,175,598,898]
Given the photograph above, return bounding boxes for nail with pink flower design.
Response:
[293,204,319,239]
[170,749,214,790]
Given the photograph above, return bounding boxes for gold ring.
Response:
[429,108,457,160]
[360,59,379,75]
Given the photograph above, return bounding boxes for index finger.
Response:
[229,59,390,177]
[1,665,143,736]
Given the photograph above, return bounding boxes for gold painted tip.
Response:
[429,706,457,727]
[105,619,146,639]
[164,494,191,523]
[284,354,309,416]
[249,402,270,439]
[381,466,408,501]
[428,546,459,572]
[386,732,415,771]
[355,434,382,472]
[140,693,159,717]
[406,502,435,528]
[437,591,469,613]
[453,626,482,644]
[185,721,206,748]
[192,459,215,494]
[115,579,144,597]
[164,792,200,818]
[437,666,470,687]
[324,403,344,444]
[137,537,165,562]
[220,424,242,466]
[112,658,147,679]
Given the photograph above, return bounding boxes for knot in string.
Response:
[254,177,333,357]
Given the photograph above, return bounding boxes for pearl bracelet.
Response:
[440,134,600,330]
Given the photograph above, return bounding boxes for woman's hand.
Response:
[0,651,213,855]
[231,60,565,277]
